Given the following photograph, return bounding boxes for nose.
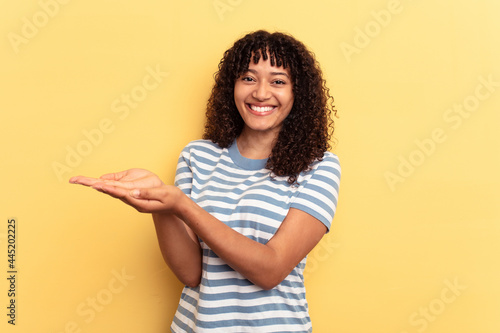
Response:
[252,82,271,101]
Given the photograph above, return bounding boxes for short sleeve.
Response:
[174,146,193,197]
[290,153,341,232]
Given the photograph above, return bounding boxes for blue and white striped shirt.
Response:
[171,139,340,333]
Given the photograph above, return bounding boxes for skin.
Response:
[69,59,327,290]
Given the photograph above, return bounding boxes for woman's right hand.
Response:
[70,168,186,214]
[69,168,164,190]
[69,168,168,209]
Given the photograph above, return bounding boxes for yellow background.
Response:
[1,0,499,332]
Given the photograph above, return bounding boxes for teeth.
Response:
[250,105,274,112]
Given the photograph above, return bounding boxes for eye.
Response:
[241,76,255,82]
[273,79,287,85]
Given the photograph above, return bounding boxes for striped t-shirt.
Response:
[171,139,341,333]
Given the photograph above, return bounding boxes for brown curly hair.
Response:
[203,30,336,184]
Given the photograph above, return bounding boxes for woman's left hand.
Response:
[69,168,183,214]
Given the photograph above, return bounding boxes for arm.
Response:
[128,153,341,289]
[71,169,329,290]
[130,186,327,290]
[69,169,203,287]
[152,213,202,288]
[175,193,327,290]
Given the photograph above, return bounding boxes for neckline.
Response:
[228,139,268,170]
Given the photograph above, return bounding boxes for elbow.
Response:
[252,271,287,291]
[186,281,201,288]
[258,281,280,291]
[166,257,202,288]
[182,275,201,288]
[172,265,201,288]
[249,258,292,290]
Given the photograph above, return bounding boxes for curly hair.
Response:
[203,30,336,184]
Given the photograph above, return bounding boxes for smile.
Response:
[247,104,276,114]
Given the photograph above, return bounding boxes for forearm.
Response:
[153,213,202,287]
[174,195,289,290]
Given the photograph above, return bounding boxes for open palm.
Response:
[69,168,164,190]
[70,168,182,213]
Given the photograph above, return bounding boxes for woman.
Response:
[70,30,340,332]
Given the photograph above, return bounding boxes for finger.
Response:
[99,170,130,181]
[92,179,137,189]
[69,176,102,186]
[129,187,166,201]
[98,185,165,213]
[92,183,129,197]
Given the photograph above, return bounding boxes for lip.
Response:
[246,103,277,116]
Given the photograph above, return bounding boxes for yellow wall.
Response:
[2,0,499,332]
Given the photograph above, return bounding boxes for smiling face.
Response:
[234,57,294,141]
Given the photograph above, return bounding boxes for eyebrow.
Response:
[246,68,290,78]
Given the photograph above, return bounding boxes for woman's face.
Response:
[234,57,294,140]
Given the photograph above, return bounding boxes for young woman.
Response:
[70,30,341,332]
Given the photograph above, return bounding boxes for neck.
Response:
[236,128,277,159]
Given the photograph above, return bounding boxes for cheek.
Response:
[279,92,294,109]
[281,95,294,119]
[233,90,247,116]
[277,87,293,102]
[233,85,246,104]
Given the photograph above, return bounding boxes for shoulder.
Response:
[290,152,341,230]
[182,139,222,152]
[295,151,341,195]
[175,140,225,185]
[177,139,235,172]
[319,151,340,166]
[294,151,341,192]
[180,139,226,157]
[309,151,341,177]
